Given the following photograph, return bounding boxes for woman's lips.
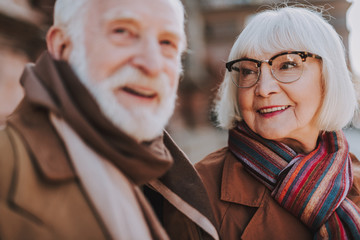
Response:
[257,105,290,117]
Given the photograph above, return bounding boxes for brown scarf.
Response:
[19,52,173,185]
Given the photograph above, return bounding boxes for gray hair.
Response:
[216,5,357,131]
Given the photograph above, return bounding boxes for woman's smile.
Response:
[257,105,291,118]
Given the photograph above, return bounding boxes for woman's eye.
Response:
[232,66,240,72]
[241,68,256,76]
[280,61,297,70]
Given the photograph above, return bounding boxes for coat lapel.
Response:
[8,101,75,182]
[221,152,311,240]
[6,105,110,239]
[221,152,266,207]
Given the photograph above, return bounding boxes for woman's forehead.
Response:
[239,40,307,59]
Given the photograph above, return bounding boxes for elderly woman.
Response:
[196,5,360,240]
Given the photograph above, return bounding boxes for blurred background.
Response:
[0,0,359,162]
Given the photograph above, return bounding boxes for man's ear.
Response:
[46,26,72,61]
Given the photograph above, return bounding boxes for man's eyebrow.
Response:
[102,10,140,23]
[163,26,186,46]
[161,28,183,44]
[102,9,186,47]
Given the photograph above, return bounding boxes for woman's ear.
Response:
[46,26,72,61]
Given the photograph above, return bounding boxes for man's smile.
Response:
[122,85,157,99]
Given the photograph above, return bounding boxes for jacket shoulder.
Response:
[195,147,230,229]
[195,147,228,175]
[0,127,19,199]
[195,147,228,196]
[349,153,360,206]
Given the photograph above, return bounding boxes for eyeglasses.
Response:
[225,51,322,88]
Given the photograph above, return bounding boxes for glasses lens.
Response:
[272,53,303,83]
[230,60,259,88]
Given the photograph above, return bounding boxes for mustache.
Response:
[100,66,171,97]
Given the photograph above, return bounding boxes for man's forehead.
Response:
[90,0,184,26]
[82,0,186,49]
[103,9,182,28]
[98,2,184,39]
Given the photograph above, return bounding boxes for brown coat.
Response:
[0,105,219,240]
[195,147,360,240]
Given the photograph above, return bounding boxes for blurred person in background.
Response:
[0,0,219,239]
[196,5,360,240]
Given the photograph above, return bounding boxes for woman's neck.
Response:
[280,131,321,154]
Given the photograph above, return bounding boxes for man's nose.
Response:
[255,64,281,97]
[132,38,162,78]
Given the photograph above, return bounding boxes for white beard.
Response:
[68,42,178,142]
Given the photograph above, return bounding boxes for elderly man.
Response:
[0,0,219,239]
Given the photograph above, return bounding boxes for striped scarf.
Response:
[228,121,360,239]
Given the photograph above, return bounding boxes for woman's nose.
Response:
[255,64,281,97]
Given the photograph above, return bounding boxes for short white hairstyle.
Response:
[53,0,88,33]
[216,5,357,131]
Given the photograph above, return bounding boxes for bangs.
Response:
[231,8,320,60]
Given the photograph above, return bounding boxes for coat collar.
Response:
[221,150,267,207]
[8,100,76,182]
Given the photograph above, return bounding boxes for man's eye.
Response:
[113,28,130,35]
[160,39,179,57]
[160,39,178,49]
[160,40,171,45]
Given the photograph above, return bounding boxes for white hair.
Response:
[53,0,186,50]
[53,0,88,34]
[216,5,357,131]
